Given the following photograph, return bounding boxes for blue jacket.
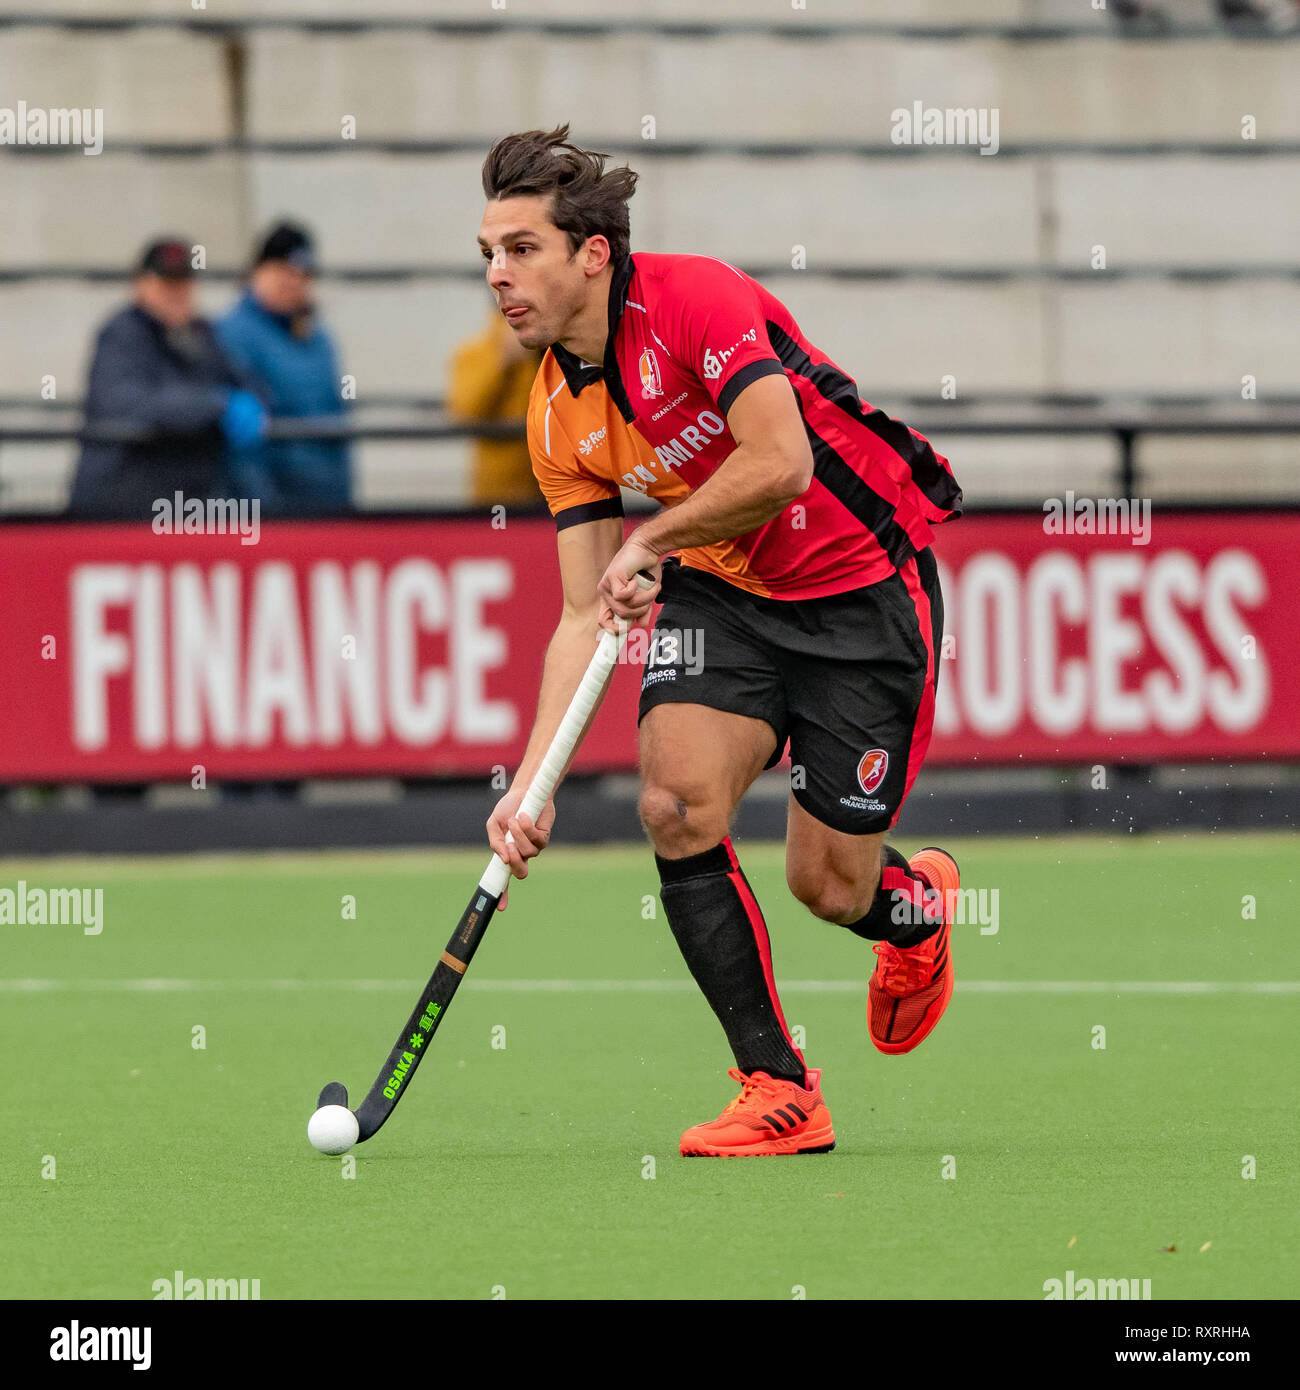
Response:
[215,291,352,514]
[69,305,243,518]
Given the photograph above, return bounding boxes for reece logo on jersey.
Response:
[577,425,607,457]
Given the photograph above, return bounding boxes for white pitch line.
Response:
[955,980,1300,995]
[0,978,1296,995]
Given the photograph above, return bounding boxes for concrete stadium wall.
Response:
[1,11,1295,509]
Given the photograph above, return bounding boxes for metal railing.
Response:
[1,258,1297,284]
[5,138,1299,160]
[2,12,1297,40]
[3,413,1297,512]
[6,390,1298,416]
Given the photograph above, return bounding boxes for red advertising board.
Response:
[0,513,1296,782]
[929,513,1299,763]
[0,518,641,781]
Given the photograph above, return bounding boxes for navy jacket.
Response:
[215,291,352,514]
[69,305,243,519]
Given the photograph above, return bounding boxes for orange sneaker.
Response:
[868,847,959,1056]
[679,1068,835,1157]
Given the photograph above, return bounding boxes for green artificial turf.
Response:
[1,833,1295,1300]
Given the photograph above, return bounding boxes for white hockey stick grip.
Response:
[478,573,654,898]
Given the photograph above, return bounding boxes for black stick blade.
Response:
[350,884,502,1143]
[317,1081,349,1109]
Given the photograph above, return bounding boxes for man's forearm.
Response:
[634,443,807,556]
[509,612,606,792]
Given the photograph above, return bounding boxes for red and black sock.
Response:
[841,845,942,949]
[656,837,807,1088]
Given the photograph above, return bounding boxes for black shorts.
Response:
[637,552,944,834]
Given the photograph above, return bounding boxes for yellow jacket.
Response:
[446,313,544,506]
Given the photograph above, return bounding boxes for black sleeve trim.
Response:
[717,358,787,416]
[554,496,625,531]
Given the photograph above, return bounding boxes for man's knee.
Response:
[787,861,877,925]
[639,784,729,858]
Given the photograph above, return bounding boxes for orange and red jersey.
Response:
[527,349,790,596]
[525,251,962,600]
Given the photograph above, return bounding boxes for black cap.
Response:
[137,238,195,280]
[254,221,317,273]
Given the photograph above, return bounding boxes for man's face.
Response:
[134,273,197,330]
[477,195,591,350]
[251,261,313,316]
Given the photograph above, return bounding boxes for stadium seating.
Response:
[0,5,1295,508]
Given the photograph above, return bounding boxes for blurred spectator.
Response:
[447,307,544,507]
[68,237,265,518]
[216,222,352,515]
[1111,0,1298,30]
[1218,0,1300,26]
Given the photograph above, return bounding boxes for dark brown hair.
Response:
[481,123,638,264]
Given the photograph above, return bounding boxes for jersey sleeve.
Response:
[526,383,624,531]
[658,257,787,415]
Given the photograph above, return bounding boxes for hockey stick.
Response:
[313,571,655,1143]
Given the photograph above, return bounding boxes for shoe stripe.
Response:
[762,1112,785,1132]
[786,1102,807,1122]
[774,1107,798,1128]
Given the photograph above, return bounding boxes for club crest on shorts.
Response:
[857,748,889,795]
[639,347,663,398]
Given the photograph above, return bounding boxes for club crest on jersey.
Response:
[857,749,889,795]
[639,347,663,398]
